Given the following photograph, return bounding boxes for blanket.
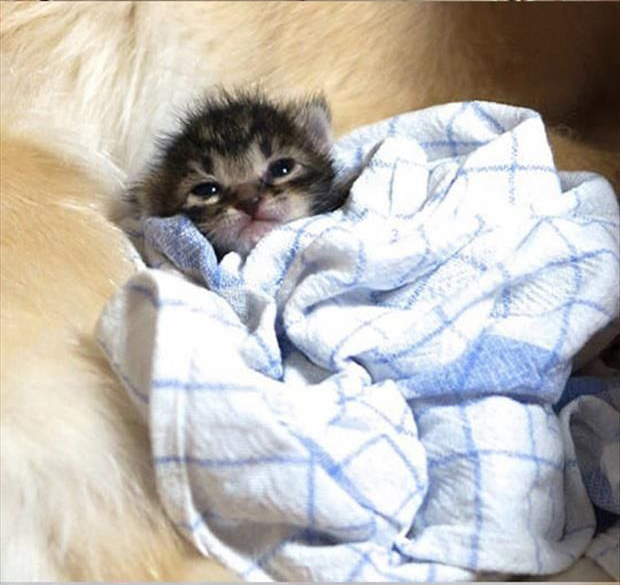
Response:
[97,101,620,581]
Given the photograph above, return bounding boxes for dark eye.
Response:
[191,182,221,198]
[268,158,296,179]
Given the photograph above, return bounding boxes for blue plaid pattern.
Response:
[558,376,620,580]
[98,102,619,581]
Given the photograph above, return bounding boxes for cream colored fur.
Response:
[0,132,236,581]
[1,2,618,581]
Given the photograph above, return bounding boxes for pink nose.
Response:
[234,182,262,217]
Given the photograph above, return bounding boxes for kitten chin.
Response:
[206,195,313,257]
[135,89,345,258]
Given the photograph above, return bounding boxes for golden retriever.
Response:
[1,2,618,581]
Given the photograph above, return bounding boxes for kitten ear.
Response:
[296,96,332,149]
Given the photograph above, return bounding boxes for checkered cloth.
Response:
[558,375,620,580]
[97,102,620,581]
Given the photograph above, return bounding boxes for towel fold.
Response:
[98,101,619,581]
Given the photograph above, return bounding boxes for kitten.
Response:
[135,90,347,257]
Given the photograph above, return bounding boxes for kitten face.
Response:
[137,92,342,257]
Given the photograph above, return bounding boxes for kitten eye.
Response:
[268,158,296,179]
[191,181,221,198]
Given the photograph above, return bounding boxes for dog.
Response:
[1,2,618,581]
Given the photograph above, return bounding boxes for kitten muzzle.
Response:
[233,181,263,217]
[235,195,262,217]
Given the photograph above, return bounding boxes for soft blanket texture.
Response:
[98,102,620,581]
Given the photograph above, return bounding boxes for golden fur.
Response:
[1,2,618,581]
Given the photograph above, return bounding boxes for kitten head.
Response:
[136,91,341,257]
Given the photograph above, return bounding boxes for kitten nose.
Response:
[235,182,262,217]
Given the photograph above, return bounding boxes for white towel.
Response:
[558,376,620,580]
[98,102,619,581]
